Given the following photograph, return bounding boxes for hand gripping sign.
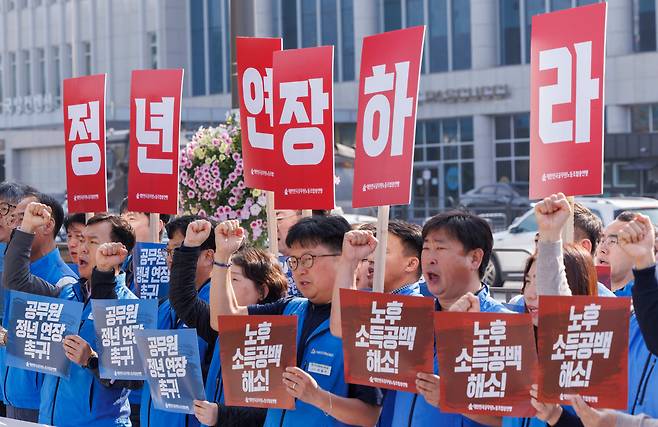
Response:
[435,312,538,417]
[537,296,630,409]
[352,26,425,208]
[217,315,297,409]
[5,291,83,378]
[273,46,335,210]
[63,74,108,213]
[339,289,434,392]
[529,3,607,199]
[128,69,184,214]
[237,37,282,191]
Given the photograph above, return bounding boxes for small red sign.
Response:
[435,312,538,417]
[352,26,425,208]
[237,37,282,191]
[63,74,108,213]
[272,46,335,209]
[217,315,297,409]
[339,289,434,392]
[529,3,607,199]
[537,296,630,409]
[128,69,184,214]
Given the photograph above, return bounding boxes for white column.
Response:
[353,0,378,75]
[470,0,497,69]
[473,115,495,187]
[254,0,275,37]
[607,0,633,56]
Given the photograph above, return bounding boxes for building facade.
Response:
[0,0,657,220]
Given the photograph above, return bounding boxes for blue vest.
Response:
[1,247,77,409]
[39,275,136,427]
[615,280,634,297]
[140,281,211,427]
[205,336,224,404]
[627,314,658,418]
[391,286,509,427]
[264,298,351,427]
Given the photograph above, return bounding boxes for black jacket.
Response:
[632,265,658,356]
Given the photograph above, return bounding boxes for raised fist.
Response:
[341,230,377,265]
[534,193,572,243]
[618,213,656,269]
[95,242,128,272]
[184,220,213,248]
[214,220,245,260]
[21,202,52,234]
[449,292,480,313]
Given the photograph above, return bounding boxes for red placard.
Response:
[237,37,282,191]
[339,289,434,392]
[272,46,335,209]
[435,312,538,417]
[537,296,629,409]
[595,264,611,291]
[128,69,184,214]
[63,74,108,213]
[352,26,425,208]
[529,3,607,199]
[217,315,297,409]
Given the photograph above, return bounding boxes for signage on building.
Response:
[1,93,60,115]
[419,85,510,104]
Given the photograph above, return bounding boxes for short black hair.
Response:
[64,213,87,232]
[86,214,136,253]
[119,197,171,227]
[36,193,65,239]
[422,210,493,279]
[0,182,33,204]
[616,211,636,222]
[573,203,603,256]
[359,219,422,261]
[165,215,217,251]
[286,215,350,253]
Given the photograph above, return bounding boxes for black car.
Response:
[459,183,530,209]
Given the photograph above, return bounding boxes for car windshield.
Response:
[513,212,537,233]
[614,208,658,224]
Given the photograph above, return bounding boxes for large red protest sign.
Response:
[237,37,282,191]
[272,46,335,209]
[352,26,425,208]
[529,3,607,199]
[128,69,184,214]
[339,289,434,392]
[217,315,297,409]
[435,312,538,417]
[537,296,629,409]
[63,74,108,213]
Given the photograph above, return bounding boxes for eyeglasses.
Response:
[286,253,340,271]
[600,235,618,247]
[0,202,16,217]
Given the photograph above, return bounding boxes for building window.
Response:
[36,48,45,95]
[82,42,91,75]
[382,0,471,72]
[65,43,72,78]
[613,162,640,188]
[631,104,658,133]
[22,50,31,96]
[275,0,355,82]
[494,113,530,184]
[189,0,230,96]
[9,52,16,98]
[148,32,158,69]
[499,0,602,65]
[634,0,657,52]
[52,46,61,97]
[0,54,3,113]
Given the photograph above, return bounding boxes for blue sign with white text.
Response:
[133,242,170,299]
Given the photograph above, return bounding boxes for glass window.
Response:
[0,55,3,113]
[516,213,538,232]
[479,186,497,195]
[51,47,59,97]
[496,143,512,157]
[148,32,158,69]
[82,42,91,75]
[634,0,657,52]
[500,0,521,65]
[603,162,613,187]
[525,0,545,64]
[208,0,225,94]
[632,104,651,133]
[615,163,640,187]
[36,48,45,95]
[341,0,355,81]
[406,0,424,26]
[495,113,530,184]
[461,162,474,193]
[496,161,513,182]
[653,104,658,132]
[443,118,458,143]
[282,0,298,48]
[427,146,441,161]
[514,159,530,182]
[495,115,511,140]
[301,0,317,47]
[513,113,530,138]
[452,0,471,70]
[321,0,338,79]
[514,141,530,156]
[384,0,402,31]
[190,0,206,96]
[22,50,31,96]
[551,0,572,11]
[577,0,599,5]
[428,0,449,72]
[426,120,441,143]
[460,117,473,141]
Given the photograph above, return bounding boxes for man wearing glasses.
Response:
[596,211,641,296]
[211,215,383,426]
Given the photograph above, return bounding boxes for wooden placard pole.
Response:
[84,212,93,223]
[301,209,312,218]
[561,196,575,244]
[149,213,159,243]
[266,191,278,255]
[372,205,390,294]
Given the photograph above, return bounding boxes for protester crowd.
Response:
[0,181,655,427]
